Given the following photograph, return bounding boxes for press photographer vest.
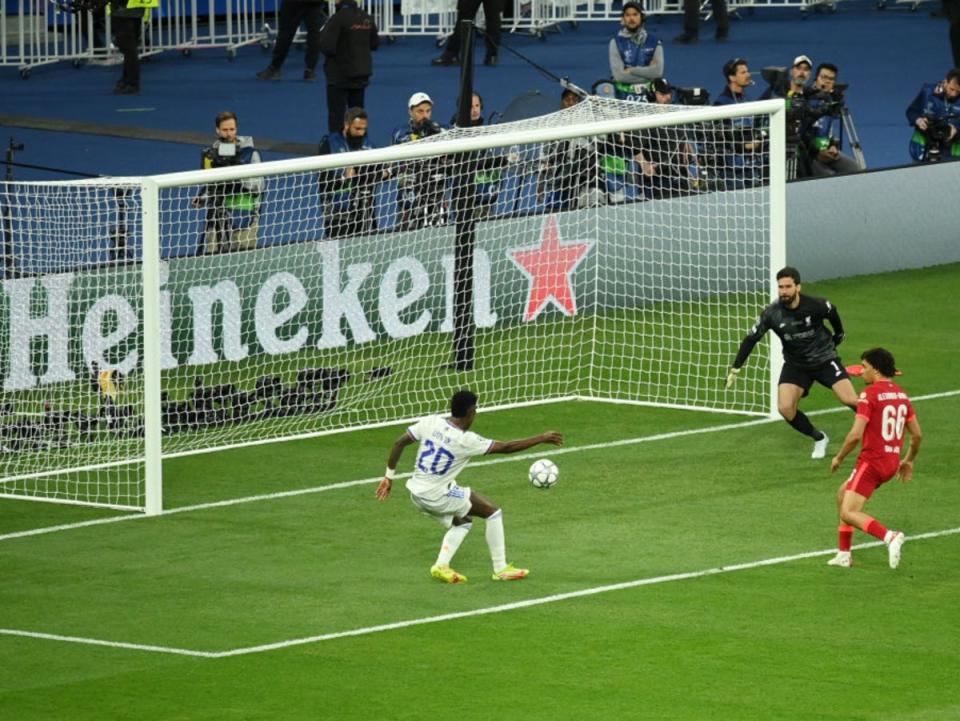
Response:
[613,29,659,101]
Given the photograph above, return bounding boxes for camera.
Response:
[203,141,241,169]
[676,87,710,106]
[923,116,954,144]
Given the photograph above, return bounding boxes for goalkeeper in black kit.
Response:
[726,266,858,459]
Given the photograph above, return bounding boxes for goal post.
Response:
[0,97,785,514]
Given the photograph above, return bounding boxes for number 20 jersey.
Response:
[857,380,916,478]
[405,415,494,499]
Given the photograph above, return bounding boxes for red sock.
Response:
[838,525,854,552]
[864,517,889,541]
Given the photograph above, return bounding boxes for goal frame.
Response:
[8,98,787,515]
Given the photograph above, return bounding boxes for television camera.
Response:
[761,66,865,178]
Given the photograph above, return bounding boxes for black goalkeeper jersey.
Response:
[733,294,845,370]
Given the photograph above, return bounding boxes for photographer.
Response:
[192,111,263,255]
[391,92,448,230]
[761,55,814,178]
[713,58,765,190]
[628,78,698,198]
[318,107,386,239]
[803,63,859,177]
[608,1,663,102]
[906,68,960,163]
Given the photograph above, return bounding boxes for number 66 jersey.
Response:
[856,380,916,479]
[405,415,494,500]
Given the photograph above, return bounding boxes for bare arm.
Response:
[830,416,867,472]
[375,431,416,501]
[897,417,922,482]
[488,431,563,455]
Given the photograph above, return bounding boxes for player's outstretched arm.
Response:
[830,416,867,473]
[376,432,416,501]
[488,431,563,455]
[897,417,923,483]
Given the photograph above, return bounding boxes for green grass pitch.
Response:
[1,264,958,720]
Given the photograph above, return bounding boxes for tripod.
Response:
[839,106,867,170]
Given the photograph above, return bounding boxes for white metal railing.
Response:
[2,0,274,76]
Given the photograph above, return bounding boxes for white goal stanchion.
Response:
[0,97,785,514]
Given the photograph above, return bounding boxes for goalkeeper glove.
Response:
[725,367,740,389]
[833,332,845,347]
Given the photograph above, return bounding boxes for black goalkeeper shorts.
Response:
[779,359,849,395]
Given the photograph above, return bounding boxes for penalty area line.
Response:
[2,388,958,544]
[3,527,956,658]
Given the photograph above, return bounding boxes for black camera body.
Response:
[203,142,242,169]
[923,116,955,144]
[676,87,711,106]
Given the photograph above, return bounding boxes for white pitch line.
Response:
[0,628,217,658]
[2,389,958,543]
[3,527,958,659]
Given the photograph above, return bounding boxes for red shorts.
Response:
[845,462,896,499]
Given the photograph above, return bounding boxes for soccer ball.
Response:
[529,459,559,489]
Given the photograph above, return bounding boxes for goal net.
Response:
[0,96,785,513]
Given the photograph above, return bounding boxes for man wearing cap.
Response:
[760,55,814,178]
[674,0,728,44]
[608,1,663,102]
[714,58,763,190]
[762,55,813,100]
[392,93,448,229]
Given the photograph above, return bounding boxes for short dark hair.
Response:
[776,266,801,284]
[344,107,368,125]
[815,63,839,79]
[947,68,960,85]
[215,110,238,128]
[723,58,748,80]
[450,390,478,418]
[861,347,898,378]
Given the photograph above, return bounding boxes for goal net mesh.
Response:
[0,96,775,511]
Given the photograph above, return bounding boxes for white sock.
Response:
[436,523,471,567]
[883,530,896,545]
[485,510,506,572]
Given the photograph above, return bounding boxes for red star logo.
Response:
[509,215,593,322]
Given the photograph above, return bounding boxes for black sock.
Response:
[787,411,822,440]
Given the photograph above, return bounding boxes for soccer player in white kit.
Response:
[376,389,563,583]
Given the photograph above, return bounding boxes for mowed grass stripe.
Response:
[2,526,957,658]
[2,388,958,543]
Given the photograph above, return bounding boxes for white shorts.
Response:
[409,484,473,528]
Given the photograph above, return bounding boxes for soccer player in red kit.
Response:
[828,347,922,569]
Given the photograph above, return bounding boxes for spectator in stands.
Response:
[713,58,764,189]
[674,0,728,44]
[608,1,663,101]
[318,107,385,238]
[192,111,263,254]
[256,0,326,81]
[906,67,960,163]
[432,0,503,67]
[630,78,698,198]
[318,0,379,135]
[109,0,158,95]
[804,63,860,176]
[392,93,448,229]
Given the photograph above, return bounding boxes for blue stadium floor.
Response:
[0,1,953,180]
